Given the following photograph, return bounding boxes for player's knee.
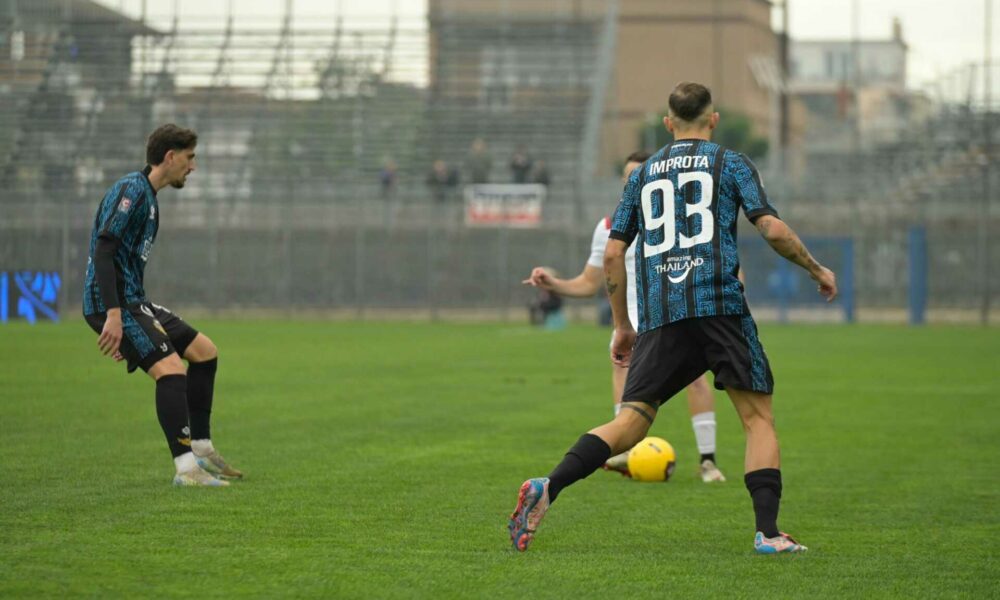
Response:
[150,354,186,379]
[740,411,775,433]
[186,334,218,362]
[689,374,712,393]
[200,336,218,359]
[686,376,715,409]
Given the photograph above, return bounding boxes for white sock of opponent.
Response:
[691,411,717,461]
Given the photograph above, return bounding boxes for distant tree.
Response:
[637,107,769,161]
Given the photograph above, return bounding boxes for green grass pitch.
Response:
[1,320,997,598]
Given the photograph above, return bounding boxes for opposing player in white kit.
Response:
[523,151,725,483]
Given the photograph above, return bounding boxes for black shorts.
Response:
[84,302,199,373]
[621,315,774,406]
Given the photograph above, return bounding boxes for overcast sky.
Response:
[100,0,997,91]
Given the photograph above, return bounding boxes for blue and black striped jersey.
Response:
[82,170,159,315]
[609,140,778,333]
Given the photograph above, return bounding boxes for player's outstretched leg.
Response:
[601,364,636,477]
[509,401,656,551]
[184,334,243,479]
[726,387,805,553]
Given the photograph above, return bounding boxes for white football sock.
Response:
[191,439,215,457]
[691,411,717,456]
[174,451,198,473]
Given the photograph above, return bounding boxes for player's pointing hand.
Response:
[522,266,556,290]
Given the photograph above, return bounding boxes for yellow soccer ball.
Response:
[626,436,677,482]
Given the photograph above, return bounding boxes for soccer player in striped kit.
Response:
[83,124,242,487]
[509,82,837,554]
[523,151,726,484]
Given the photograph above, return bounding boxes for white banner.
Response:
[464,184,545,228]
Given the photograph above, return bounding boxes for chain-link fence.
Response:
[1,1,997,324]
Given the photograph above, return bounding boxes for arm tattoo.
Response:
[605,277,619,296]
[792,239,821,272]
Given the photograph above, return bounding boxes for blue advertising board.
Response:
[1,271,61,323]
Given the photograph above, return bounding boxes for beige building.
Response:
[788,20,923,149]
[605,0,780,166]
[429,0,785,175]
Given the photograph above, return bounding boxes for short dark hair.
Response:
[625,151,652,164]
[668,82,713,122]
[146,124,197,165]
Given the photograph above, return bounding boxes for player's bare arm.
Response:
[522,265,602,297]
[604,239,635,367]
[755,214,838,301]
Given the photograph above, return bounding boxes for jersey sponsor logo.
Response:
[119,197,132,212]
[149,205,156,220]
[140,239,153,262]
[655,255,705,284]
[140,304,155,318]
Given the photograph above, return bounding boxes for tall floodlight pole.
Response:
[851,0,861,150]
[982,0,993,323]
[779,0,789,172]
[850,0,862,237]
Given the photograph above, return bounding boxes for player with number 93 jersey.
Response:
[609,139,776,332]
[508,82,838,555]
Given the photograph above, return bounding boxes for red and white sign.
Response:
[464,184,545,228]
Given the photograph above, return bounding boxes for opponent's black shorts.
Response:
[84,302,199,373]
[621,314,774,407]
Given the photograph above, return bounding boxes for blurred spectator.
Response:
[465,138,492,184]
[529,286,563,327]
[425,159,460,202]
[509,145,533,183]
[531,159,550,186]
[379,158,397,200]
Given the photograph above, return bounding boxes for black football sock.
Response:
[700,452,716,464]
[156,374,192,458]
[186,357,217,441]
[744,468,782,538]
[546,433,612,503]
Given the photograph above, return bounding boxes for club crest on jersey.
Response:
[119,197,132,212]
[656,255,705,284]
